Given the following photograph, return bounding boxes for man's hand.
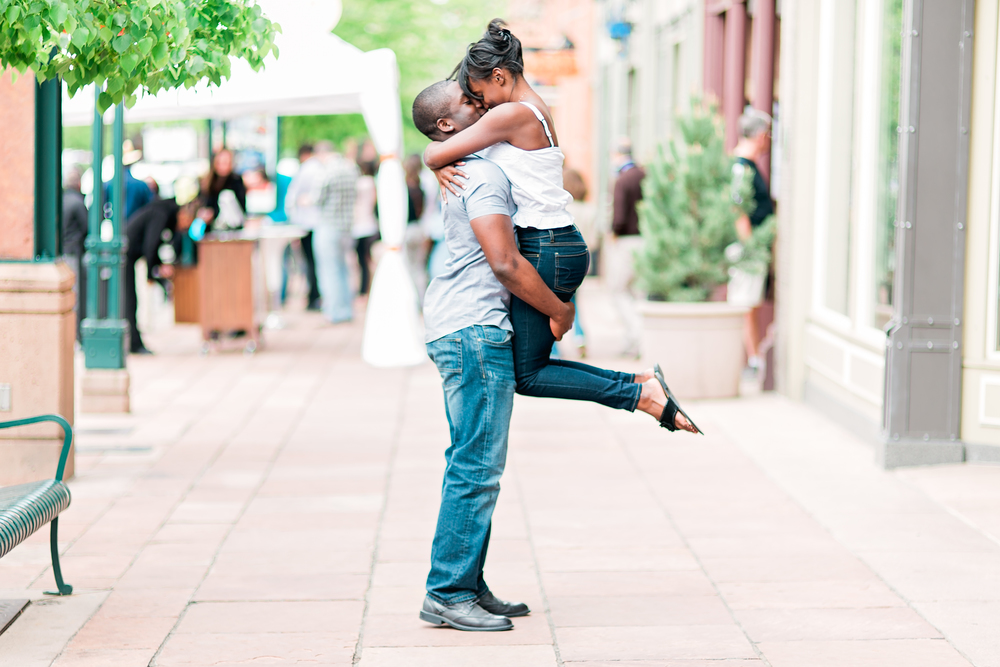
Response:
[470,214,571,333]
[550,301,575,341]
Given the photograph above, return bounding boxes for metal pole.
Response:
[109,104,125,321]
[206,118,213,162]
[33,76,62,260]
[84,88,103,320]
[81,95,126,370]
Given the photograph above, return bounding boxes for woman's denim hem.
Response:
[627,382,641,412]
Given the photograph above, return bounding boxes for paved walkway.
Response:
[1,283,999,666]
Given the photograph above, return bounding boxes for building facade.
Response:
[594,0,1000,463]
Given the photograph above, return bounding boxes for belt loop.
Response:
[548,229,555,243]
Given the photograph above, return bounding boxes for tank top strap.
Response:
[519,101,555,148]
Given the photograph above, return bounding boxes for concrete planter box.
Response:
[638,301,749,399]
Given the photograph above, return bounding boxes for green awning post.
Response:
[80,98,127,370]
[33,76,62,260]
[108,104,124,321]
[83,88,102,320]
[207,118,213,163]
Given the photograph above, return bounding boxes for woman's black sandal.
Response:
[653,364,704,434]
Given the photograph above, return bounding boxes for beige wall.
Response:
[776,0,888,426]
[0,263,76,484]
[0,69,35,260]
[508,0,597,198]
[961,0,1000,447]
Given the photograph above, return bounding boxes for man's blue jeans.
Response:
[312,225,353,323]
[425,325,516,604]
[514,226,641,411]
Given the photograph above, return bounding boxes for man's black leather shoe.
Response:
[419,596,513,631]
[477,591,530,617]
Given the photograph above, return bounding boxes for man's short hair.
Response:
[298,144,314,160]
[412,81,453,141]
[739,108,772,139]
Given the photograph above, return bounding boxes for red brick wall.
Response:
[0,70,35,260]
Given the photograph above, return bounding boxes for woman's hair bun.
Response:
[454,18,524,100]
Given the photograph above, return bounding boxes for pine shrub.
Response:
[636,100,750,301]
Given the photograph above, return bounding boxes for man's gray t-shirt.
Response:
[424,158,516,343]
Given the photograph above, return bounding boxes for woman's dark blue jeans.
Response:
[513,226,641,411]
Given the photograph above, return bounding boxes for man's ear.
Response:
[436,117,456,136]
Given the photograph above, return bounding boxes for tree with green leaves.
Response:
[278,0,497,156]
[636,100,770,302]
[0,0,279,112]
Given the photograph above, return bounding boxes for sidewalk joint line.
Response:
[351,366,410,666]
[607,412,774,667]
[706,400,980,667]
[511,455,565,667]
[148,333,344,667]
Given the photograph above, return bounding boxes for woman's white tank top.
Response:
[478,102,574,230]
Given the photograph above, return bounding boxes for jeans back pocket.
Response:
[427,337,462,376]
[553,245,590,294]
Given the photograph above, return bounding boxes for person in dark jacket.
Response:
[201,148,247,225]
[62,168,89,340]
[103,140,153,222]
[608,139,646,358]
[124,197,212,354]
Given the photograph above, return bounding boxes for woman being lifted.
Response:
[424,19,699,434]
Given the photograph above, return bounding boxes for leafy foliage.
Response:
[330,0,500,153]
[0,0,279,112]
[635,101,741,302]
[279,113,367,158]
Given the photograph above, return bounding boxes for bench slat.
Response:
[0,481,71,559]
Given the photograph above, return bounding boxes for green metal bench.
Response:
[0,415,73,596]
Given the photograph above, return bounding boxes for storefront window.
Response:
[874,0,903,329]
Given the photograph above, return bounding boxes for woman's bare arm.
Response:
[423,104,544,169]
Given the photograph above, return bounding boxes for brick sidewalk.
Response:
[1,284,998,666]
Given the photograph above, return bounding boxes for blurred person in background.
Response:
[124,192,213,354]
[201,148,247,224]
[62,167,88,341]
[609,139,645,359]
[144,177,160,200]
[104,139,152,221]
[420,164,447,281]
[404,154,429,302]
[732,108,775,378]
[353,160,379,296]
[286,144,323,310]
[563,167,591,357]
[313,141,359,324]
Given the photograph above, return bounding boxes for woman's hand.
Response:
[433,162,468,199]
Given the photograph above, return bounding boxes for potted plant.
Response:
[634,100,775,399]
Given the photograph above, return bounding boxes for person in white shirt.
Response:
[285,144,323,310]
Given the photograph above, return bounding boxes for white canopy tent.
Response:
[64,0,425,368]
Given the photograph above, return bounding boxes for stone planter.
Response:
[638,301,749,399]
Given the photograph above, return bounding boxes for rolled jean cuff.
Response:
[426,591,480,606]
[627,383,642,412]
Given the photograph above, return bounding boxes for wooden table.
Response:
[196,233,267,353]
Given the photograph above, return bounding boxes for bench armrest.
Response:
[0,414,74,482]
